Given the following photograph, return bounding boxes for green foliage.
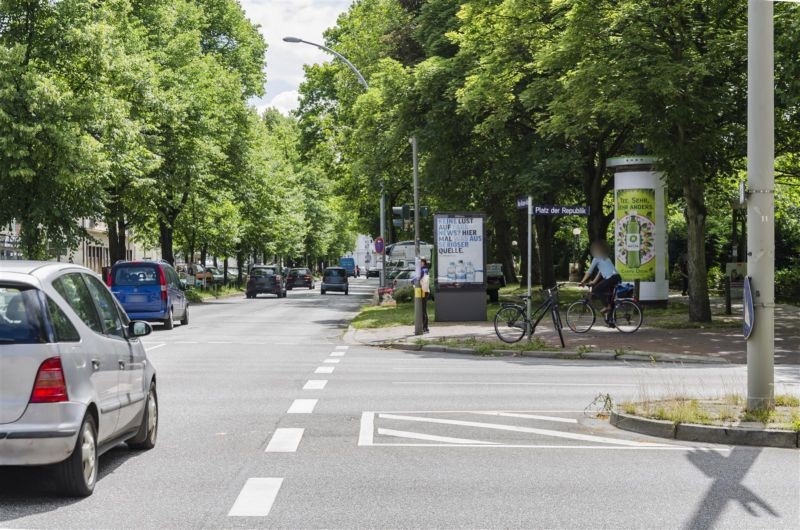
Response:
[776,269,800,305]
[392,285,414,303]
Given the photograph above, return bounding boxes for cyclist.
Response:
[579,240,621,318]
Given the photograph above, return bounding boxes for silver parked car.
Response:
[0,261,158,496]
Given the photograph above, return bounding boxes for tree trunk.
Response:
[535,215,556,289]
[491,202,518,284]
[236,251,244,283]
[223,257,229,286]
[200,244,207,267]
[684,176,712,322]
[159,220,175,265]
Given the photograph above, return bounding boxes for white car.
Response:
[0,261,158,496]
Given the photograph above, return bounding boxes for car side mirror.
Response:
[129,321,152,338]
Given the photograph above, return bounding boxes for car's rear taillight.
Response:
[30,357,68,403]
[158,266,168,301]
[304,275,311,280]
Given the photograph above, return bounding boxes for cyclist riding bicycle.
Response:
[578,241,621,317]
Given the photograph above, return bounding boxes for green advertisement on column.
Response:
[615,188,656,281]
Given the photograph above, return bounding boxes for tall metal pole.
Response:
[412,136,423,335]
[527,197,533,338]
[380,188,386,289]
[746,0,775,410]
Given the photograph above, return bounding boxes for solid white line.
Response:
[323,359,340,364]
[208,341,233,344]
[330,351,345,357]
[303,380,327,390]
[228,477,283,517]
[378,428,499,445]
[358,412,375,446]
[335,346,349,350]
[287,399,318,414]
[471,411,578,424]
[377,413,667,447]
[315,366,335,374]
[391,381,637,387]
[365,443,728,451]
[265,428,304,453]
[145,343,166,352]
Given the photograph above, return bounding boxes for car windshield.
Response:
[292,269,309,275]
[0,285,47,344]
[113,264,159,286]
[324,269,346,278]
[251,268,276,277]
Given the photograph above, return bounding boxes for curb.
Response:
[369,341,728,365]
[610,410,799,448]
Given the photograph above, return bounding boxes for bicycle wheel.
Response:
[494,305,527,343]
[566,301,595,333]
[614,300,643,333]
[551,306,565,348]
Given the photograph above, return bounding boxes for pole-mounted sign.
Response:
[743,276,755,340]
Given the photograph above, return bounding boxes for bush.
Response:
[707,265,724,293]
[776,268,800,305]
[392,285,414,303]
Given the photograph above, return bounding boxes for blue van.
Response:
[339,257,356,277]
[110,260,188,329]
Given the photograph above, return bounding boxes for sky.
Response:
[241,0,353,115]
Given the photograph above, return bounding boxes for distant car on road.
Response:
[246,266,287,299]
[0,261,158,497]
[321,267,349,295]
[286,268,315,290]
[110,260,188,329]
[366,267,380,278]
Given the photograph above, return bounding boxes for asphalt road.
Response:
[1,278,798,529]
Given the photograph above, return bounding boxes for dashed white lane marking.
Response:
[358,411,375,446]
[173,341,198,344]
[228,477,283,517]
[144,343,166,352]
[323,359,340,364]
[335,346,348,350]
[330,351,345,357]
[315,366,335,374]
[265,428,304,452]
[471,411,578,424]
[303,380,328,390]
[287,399,318,414]
[208,341,233,344]
[377,413,667,447]
[378,428,498,445]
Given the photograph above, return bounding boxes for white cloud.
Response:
[242,0,353,113]
[262,90,300,115]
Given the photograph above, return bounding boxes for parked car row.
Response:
[0,262,158,497]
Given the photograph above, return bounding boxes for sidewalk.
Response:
[349,303,800,365]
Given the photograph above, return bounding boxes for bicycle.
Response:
[565,284,643,334]
[493,284,565,348]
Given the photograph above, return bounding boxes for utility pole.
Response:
[411,136,423,336]
[527,197,533,338]
[746,0,775,410]
[380,188,386,289]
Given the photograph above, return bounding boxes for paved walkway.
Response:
[351,304,800,365]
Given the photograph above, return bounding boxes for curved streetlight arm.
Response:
[283,37,368,90]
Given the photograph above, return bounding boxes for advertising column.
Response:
[433,213,487,321]
[607,157,669,304]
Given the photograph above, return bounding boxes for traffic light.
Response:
[392,205,411,229]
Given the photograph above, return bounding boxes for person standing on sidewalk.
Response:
[420,259,430,333]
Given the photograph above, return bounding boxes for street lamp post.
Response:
[745,1,776,410]
[283,36,387,290]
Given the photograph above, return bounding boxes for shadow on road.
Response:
[684,447,779,529]
[0,444,139,521]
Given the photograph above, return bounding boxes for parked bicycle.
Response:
[565,283,643,334]
[493,284,565,347]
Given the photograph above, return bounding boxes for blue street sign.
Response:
[374,237,385,254]
[516,197,529,210]
[533,205,590,216]
[743,276,755,340]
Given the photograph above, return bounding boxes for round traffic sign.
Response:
[374,237,385,254]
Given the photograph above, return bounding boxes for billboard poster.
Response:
[615,188,656,281]
[435,214,485,286]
